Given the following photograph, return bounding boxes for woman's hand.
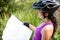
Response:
[23,22,29,27]
[23,22,36,31]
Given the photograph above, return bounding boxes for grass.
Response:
[0,0,60,40]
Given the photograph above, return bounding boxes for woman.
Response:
[23,0,60,40]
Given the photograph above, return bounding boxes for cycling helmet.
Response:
[32,0,60,13]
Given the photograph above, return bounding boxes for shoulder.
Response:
[44,24,54,30]
[41,24,54,40]
[41,24,54,34]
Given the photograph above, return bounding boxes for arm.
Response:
[41,25,54,40]
[23,22,36,31]
[29,24,36,31]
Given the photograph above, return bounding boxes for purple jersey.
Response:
[32,22,53,40]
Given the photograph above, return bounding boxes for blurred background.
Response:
[0,0,60,40]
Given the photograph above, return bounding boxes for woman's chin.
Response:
[38,17,43,19]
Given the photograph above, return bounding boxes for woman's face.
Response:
[37,10,44,19]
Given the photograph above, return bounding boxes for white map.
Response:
[2,15,32,40]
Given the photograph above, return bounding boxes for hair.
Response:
[41,10,58,38]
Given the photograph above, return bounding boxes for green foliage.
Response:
[0,0,12,14]
[0,0,60,40]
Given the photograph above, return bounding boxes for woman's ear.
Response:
[45,13,49,17]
